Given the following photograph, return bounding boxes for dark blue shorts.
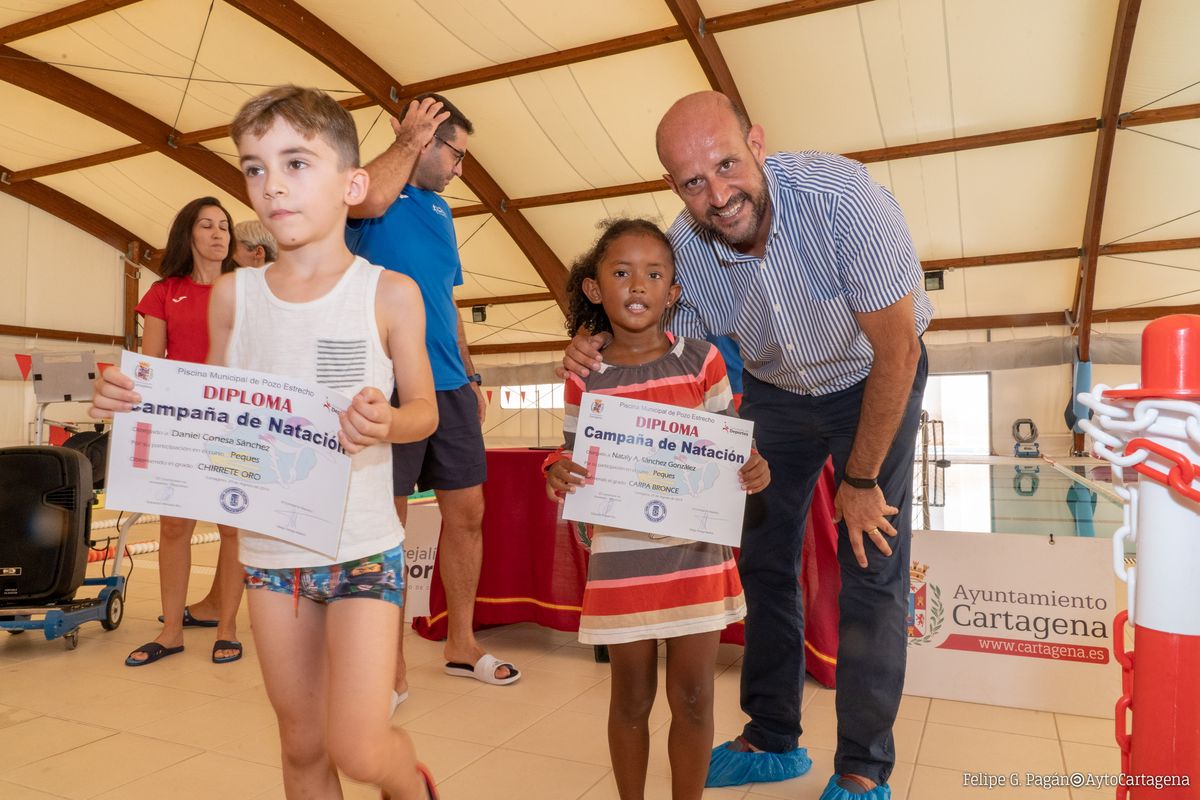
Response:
[391,383,486,496]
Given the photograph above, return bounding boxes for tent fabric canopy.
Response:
[0,0,1198,354]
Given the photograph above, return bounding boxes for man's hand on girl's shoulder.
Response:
[559,331,611,379]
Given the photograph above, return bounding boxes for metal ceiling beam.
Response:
[1121,102,1200,128]
[922,247,1081,272]
[8,144,155,182]
[1073,0,1142,361]
[704,0,873,32]
[468,340,571,356]
[1092,303,1200,323]
[0,164,155,262]
[664,0,745,110]
[7,0,872,183]
[11,112,1104,190]
[1100,236,1200,255]
[0,323,123,346]
[0,0,140,44]
[920,238,1200,274]
[467,300,1200,353]
[224,0,570,310]
[456,293,556,308]
[0,45,249,203]
[450,118,1103,218]
[844,118,1099,163]
[401,28,683,99]
[927,303,1197,333]
[927,311,1065,332]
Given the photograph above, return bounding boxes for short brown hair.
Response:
[230,85,360,169]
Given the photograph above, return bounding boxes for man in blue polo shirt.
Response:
[347,94,518,703]
[565,92,931,799]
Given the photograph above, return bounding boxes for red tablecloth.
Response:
[414,448,841,687]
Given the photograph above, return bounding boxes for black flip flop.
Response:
[125,642,184,667]
[212,639,243,664]
[156,607,219,628]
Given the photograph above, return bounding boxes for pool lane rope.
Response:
[85,515,221,563]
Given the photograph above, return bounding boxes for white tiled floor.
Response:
[0,535,1121,799]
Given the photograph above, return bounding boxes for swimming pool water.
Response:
[913,461,1124,541]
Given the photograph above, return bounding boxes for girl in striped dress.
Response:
[544,218,770,800]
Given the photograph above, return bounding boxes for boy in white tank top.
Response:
[91,86,445,800]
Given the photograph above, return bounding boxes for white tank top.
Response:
[226,256,403,568]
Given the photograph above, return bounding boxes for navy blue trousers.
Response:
[736,344,927,784]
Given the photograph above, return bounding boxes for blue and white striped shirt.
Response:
[666,151,933,396]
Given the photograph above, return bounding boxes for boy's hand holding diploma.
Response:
[338,387,394,454]
[89,366,139,419]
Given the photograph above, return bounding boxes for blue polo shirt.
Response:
[346,185,466,391]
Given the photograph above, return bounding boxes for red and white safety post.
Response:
[1079,315,1200,799]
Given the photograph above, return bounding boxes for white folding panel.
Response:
[0,193,32,326]
[24,206,124,335]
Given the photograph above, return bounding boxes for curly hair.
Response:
[565,218,675,336]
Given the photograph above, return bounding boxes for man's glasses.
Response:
[435,136,466,166]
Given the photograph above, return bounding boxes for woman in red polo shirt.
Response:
[127,197,244,667]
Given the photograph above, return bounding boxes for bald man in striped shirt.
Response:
[565,92,931,800]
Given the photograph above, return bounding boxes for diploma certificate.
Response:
[105,352,352,557]
[562,393,754,546]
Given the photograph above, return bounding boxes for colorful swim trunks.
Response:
[243,544,405,608]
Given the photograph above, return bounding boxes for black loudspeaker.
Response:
[61,429,109,491]
[0,447,92,606]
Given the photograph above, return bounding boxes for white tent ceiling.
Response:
[1,0,1199,356]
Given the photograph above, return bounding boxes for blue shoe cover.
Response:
[817,774,892,800]
[704,741,813,787]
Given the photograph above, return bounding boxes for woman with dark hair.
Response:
[127,197,244,666]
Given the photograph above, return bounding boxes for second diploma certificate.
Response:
[562,393,754,546]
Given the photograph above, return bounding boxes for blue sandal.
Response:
[125,642,184,667]
[705,739,812,787]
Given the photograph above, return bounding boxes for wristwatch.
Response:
[842,474,878,490]
[468,373,482,386]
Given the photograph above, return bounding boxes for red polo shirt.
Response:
[135,276,214,364]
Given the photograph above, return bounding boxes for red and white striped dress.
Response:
[561,335,746,645]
